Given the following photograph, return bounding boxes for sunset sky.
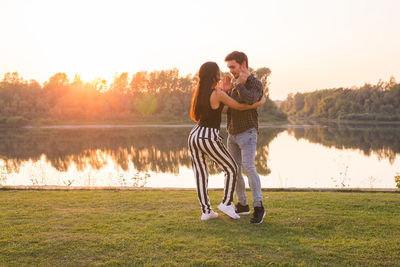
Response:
[1,0,400,100]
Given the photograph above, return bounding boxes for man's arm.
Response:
[235,76,264,105]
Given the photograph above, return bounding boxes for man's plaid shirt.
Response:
[226,74,264,135]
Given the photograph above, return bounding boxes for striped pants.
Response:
[188,125,238,214]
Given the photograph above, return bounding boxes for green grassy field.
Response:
[0,190,399,266]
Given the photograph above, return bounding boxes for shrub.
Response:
[395,175,400,189]
[5,116,30,128]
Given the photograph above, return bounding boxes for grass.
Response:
[0,190,399,266]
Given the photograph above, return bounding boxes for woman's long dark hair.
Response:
[190,62,220,122]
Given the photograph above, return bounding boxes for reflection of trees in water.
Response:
[253,128,284,175]
[0,127,283,175]
[0,128,191,173]
[0,161,8,185]
[287,126,400,164]
[205,128,283,176]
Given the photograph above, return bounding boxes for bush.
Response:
[338,113,400,121]
[5,116,30,128]
[0,118,7,125]
[395,175,400,189]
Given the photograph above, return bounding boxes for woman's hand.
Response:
[222,75,233,92]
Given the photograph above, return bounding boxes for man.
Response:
[221,51,266,224]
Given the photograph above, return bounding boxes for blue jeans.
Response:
[227,128,262,207]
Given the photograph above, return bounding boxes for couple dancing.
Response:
[188,51,266,224]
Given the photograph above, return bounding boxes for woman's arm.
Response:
[214,89,265,111]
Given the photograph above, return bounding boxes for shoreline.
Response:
[13,121,400,129]
[11,123,325,129]
[1,185,398,193]
[3,119,400,129]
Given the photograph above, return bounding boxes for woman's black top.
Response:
[199,89,224,130]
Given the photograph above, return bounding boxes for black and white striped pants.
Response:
[188,125,238,214]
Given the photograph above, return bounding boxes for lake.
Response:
[1,124,399,189]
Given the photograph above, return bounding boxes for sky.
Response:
[1,0,400,100]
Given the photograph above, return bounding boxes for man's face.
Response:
[226,60,244,79]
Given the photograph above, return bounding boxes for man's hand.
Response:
[222,75,233,92]
[237,65,251,84]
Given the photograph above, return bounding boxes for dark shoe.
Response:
[250,206,266,224]
[235,203,251,215]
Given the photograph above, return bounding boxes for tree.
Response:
[130,71,149,94]
[110,72,130,95]
[2,72,23,84]
[254,67,271,94]
[43,73,70,102]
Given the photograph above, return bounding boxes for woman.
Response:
[188,62,265,221]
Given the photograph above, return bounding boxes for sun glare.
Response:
[0,0,399,99]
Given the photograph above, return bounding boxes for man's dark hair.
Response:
[225,51,248,68]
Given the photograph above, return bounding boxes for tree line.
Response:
[279,77,400,121]
[0,68,287,127]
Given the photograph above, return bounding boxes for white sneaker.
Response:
[218,203,240,219]
[201,210,219,221]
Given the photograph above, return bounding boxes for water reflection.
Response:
[0,128,191,174]
[0,125,399,188]
[287,125,400,164]
[0,127,283,186]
